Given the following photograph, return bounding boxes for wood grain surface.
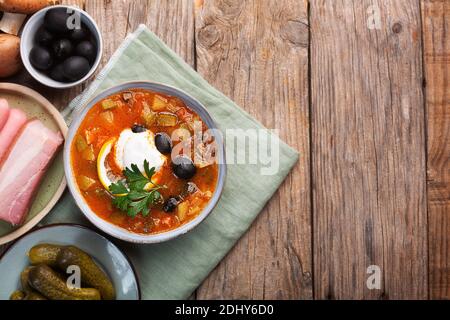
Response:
[310,0,427,299]
[422,0,450,300]
[194,0,312,299]
[1,0,448,300]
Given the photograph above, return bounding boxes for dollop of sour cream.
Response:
[114,129,166,173]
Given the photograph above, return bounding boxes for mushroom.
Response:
[0,0,60,14]
[0,34,21,78]
[0,12,26,35]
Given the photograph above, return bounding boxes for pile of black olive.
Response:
[130,125,198,213]
[29,8,97,83]
[150,130,197,179]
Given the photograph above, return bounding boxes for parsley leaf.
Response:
[109,180,129,195]
[108,161,166,218]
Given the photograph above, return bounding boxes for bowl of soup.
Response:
[64,82,226,243]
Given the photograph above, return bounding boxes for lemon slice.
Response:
[97,138,117,192]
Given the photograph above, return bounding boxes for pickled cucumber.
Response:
[56,246,115,300]
[28,264,101,300]
[23,291,47,300]
[28,244,62,266]
[20,267,34,292]
[10,290,25,300]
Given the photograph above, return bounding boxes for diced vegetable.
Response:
[142,103,157,126]
[177,201,189,222]
[188,196,203,216]
[156,112,178,127]
[99,111,114,124]
[179,123,192,133]
[151,94,167,111]
[172,127,191,141]
[166,103,180,113]
[94,188,108,197]
[188,206,201,217]
[84,128,98,145]
[75,135,88,152]
[79,175,96,191]
[101,99,118,110]
[82,145,95,161]
[122,91,133,102]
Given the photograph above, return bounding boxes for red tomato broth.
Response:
[71,89,218,234]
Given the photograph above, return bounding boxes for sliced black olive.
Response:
[163,197,178,212]
[75,40,97,62]
[52,39,73,60]
[29,46,53,71]
[44,8,72,34]
[49,63,69,82]
[172,156,196,179]
[62,56,90,81]
[35,25,54,47]
[155,133,172,154]
[70,25,89,42]
[131,124,147,133]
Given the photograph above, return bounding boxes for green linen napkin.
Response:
[42,25,299,299]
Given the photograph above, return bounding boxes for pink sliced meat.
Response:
[0,99,10,132]
[0,119,63,225]
[0,108,27,160]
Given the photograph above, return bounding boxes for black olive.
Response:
[34,25,54,47]
[63,56,91,81]
[29,46,53,71]
[52,39,73,60]
[49,63,69,82]
[131,124,146,133]
[70,25,89,42]
[163,197,178,212]
[75,40,96,62]
[172,156,196,179]
[155,133,172,154]
[44,8,72,34]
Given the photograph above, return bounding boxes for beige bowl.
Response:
[0,83,67,245]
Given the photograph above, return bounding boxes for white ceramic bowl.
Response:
[64,81,227,244]
[20,5,102,89]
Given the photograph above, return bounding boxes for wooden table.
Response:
[3,0,449,299]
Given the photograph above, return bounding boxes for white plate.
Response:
[0,224,140,300]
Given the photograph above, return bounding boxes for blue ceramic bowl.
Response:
[64,81,226,243]
[0,224,140,300]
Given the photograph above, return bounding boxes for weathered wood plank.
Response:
[422,0,450,300]
[85,0,195,71]
[195,0,312,299]
[311,0,428,299]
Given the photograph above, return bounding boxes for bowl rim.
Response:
[64,81,227,244]
[20,4,103,89]
[0,223,141,300]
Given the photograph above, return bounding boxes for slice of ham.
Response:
[0,99,11,132]
[0,119,63,225]
[0,108,27,160]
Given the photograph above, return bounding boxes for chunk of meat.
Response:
[0,120,63,225]
[0,108,27,160]
[0,99,10,131]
